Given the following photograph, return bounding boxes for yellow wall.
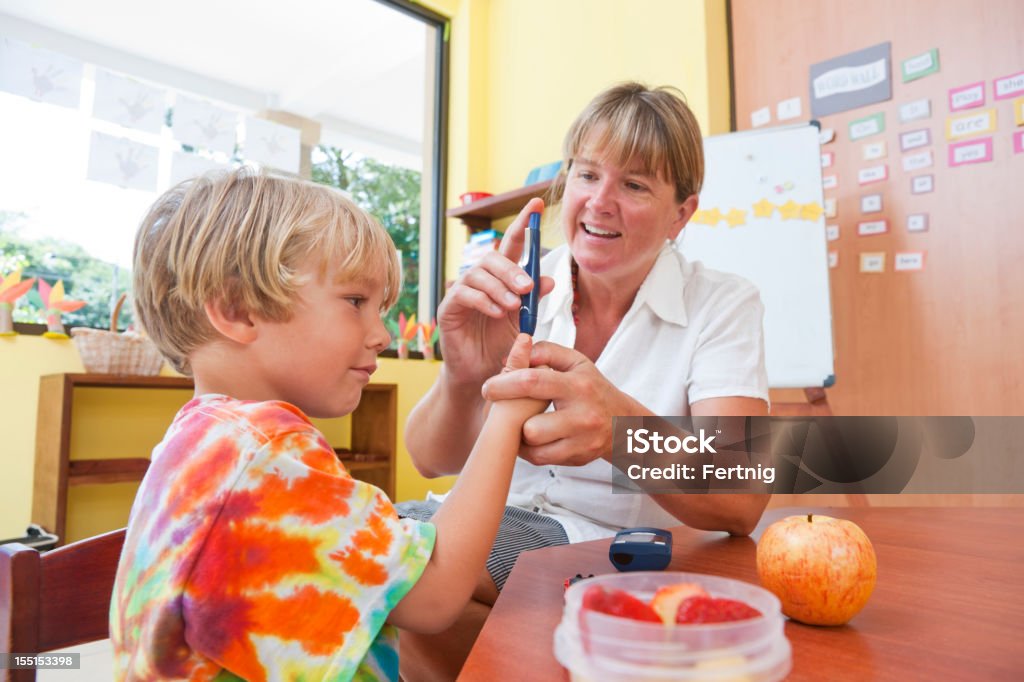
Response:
[0,335,448,540]
[436,0,731,280]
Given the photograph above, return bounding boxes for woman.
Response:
[399,82,770,680]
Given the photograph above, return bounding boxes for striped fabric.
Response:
[396,500,568,591]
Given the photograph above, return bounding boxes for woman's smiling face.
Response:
[561,137,694,290]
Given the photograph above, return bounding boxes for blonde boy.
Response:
[112,168,543,681]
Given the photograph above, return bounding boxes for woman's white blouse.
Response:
[504,243,770,542]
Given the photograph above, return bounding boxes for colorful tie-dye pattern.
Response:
[110,395,435,681]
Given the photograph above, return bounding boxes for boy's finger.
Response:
[503,333,533,371]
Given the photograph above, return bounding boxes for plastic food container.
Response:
[554,572,791,682]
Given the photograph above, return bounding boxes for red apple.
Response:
[756,514,876,626]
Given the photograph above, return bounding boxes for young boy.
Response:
[111,168,545,681]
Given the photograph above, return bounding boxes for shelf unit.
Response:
[32,374,397,546]
[446,179,553,231]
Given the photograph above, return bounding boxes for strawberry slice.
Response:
[581,585,661,622]
[675,596,762,624]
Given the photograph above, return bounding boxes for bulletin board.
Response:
[679,124,834,389]
[730,0,1024,416]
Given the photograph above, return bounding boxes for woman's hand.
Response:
[481,340,645,466]
[438,197,553,388]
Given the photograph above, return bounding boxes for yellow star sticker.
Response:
[799,202,823,221]
[690,209,714,225]
[725,208,747,227]
[752,198,776,218]
[703,207,724,226]
[778,199,801,220]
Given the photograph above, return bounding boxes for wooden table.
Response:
[460,507,1023,681]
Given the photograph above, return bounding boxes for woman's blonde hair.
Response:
[549,82,705,203]
[133,167,401,375]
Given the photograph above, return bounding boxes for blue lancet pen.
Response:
[519,212,542,335]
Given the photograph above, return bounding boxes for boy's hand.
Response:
[486,334,549,423]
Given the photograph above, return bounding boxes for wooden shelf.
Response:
[446,179,553,231]
[32,374,398,546]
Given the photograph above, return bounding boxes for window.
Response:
[0,0,447,352]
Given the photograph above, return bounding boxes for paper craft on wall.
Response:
[829,251,838,269]
[899,98,932,123]
[900,129,931,151]
[949,81,986,112]
[0,37,83,109]
[1015,97,1024,125]
[86,131,159,192]
[1013,130,1024,154]
[777,96,802,121]
[824,197,837,218]
[858,220,888,236]
[911,174,935,194]
[849,112,885,141]
[751,106,771,127]
[902,150,934,172]
[894,252,926,271]
[826,224,840,241]
[901,49,940,83]
[857,164,888,185]
[92,69,166,134]
[859,252,885,273]
[172,95,238,155]
[810,42,892,117]
[819,128,836,144]
[860,194,883,213]
[946,109,996,140]
[863,141,887,160]
[948,137,993,166]
[907,213,929,232]
[994,71,1024,100]
[171,151,229,187]
[244,117,301,174]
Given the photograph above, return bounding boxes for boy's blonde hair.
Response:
[550,82,705,203]
[133,167,401,375]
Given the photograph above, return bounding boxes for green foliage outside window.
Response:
[310,145,422,349]
[0,210,133,330]
[1,146,422,340]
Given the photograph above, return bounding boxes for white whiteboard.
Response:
[677,124,835,389]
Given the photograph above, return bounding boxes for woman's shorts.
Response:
[396,499,569,591]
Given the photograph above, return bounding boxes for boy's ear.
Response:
[203,297,258,345]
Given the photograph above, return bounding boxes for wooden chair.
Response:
[0,528,125,682]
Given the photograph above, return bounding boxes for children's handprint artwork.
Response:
[87,131,159,192]
[244,117,301,173]
[93,69,166,133]
[172,95,238,154]
[0,38,82,109]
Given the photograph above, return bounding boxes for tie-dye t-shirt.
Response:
[110,394,435,681]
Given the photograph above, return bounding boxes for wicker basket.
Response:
[71,294,165,376]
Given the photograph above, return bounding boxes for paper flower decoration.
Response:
[396,312,418,359]
[38,279,86,338]
[0,269,37,335]
[418,319,440,360]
